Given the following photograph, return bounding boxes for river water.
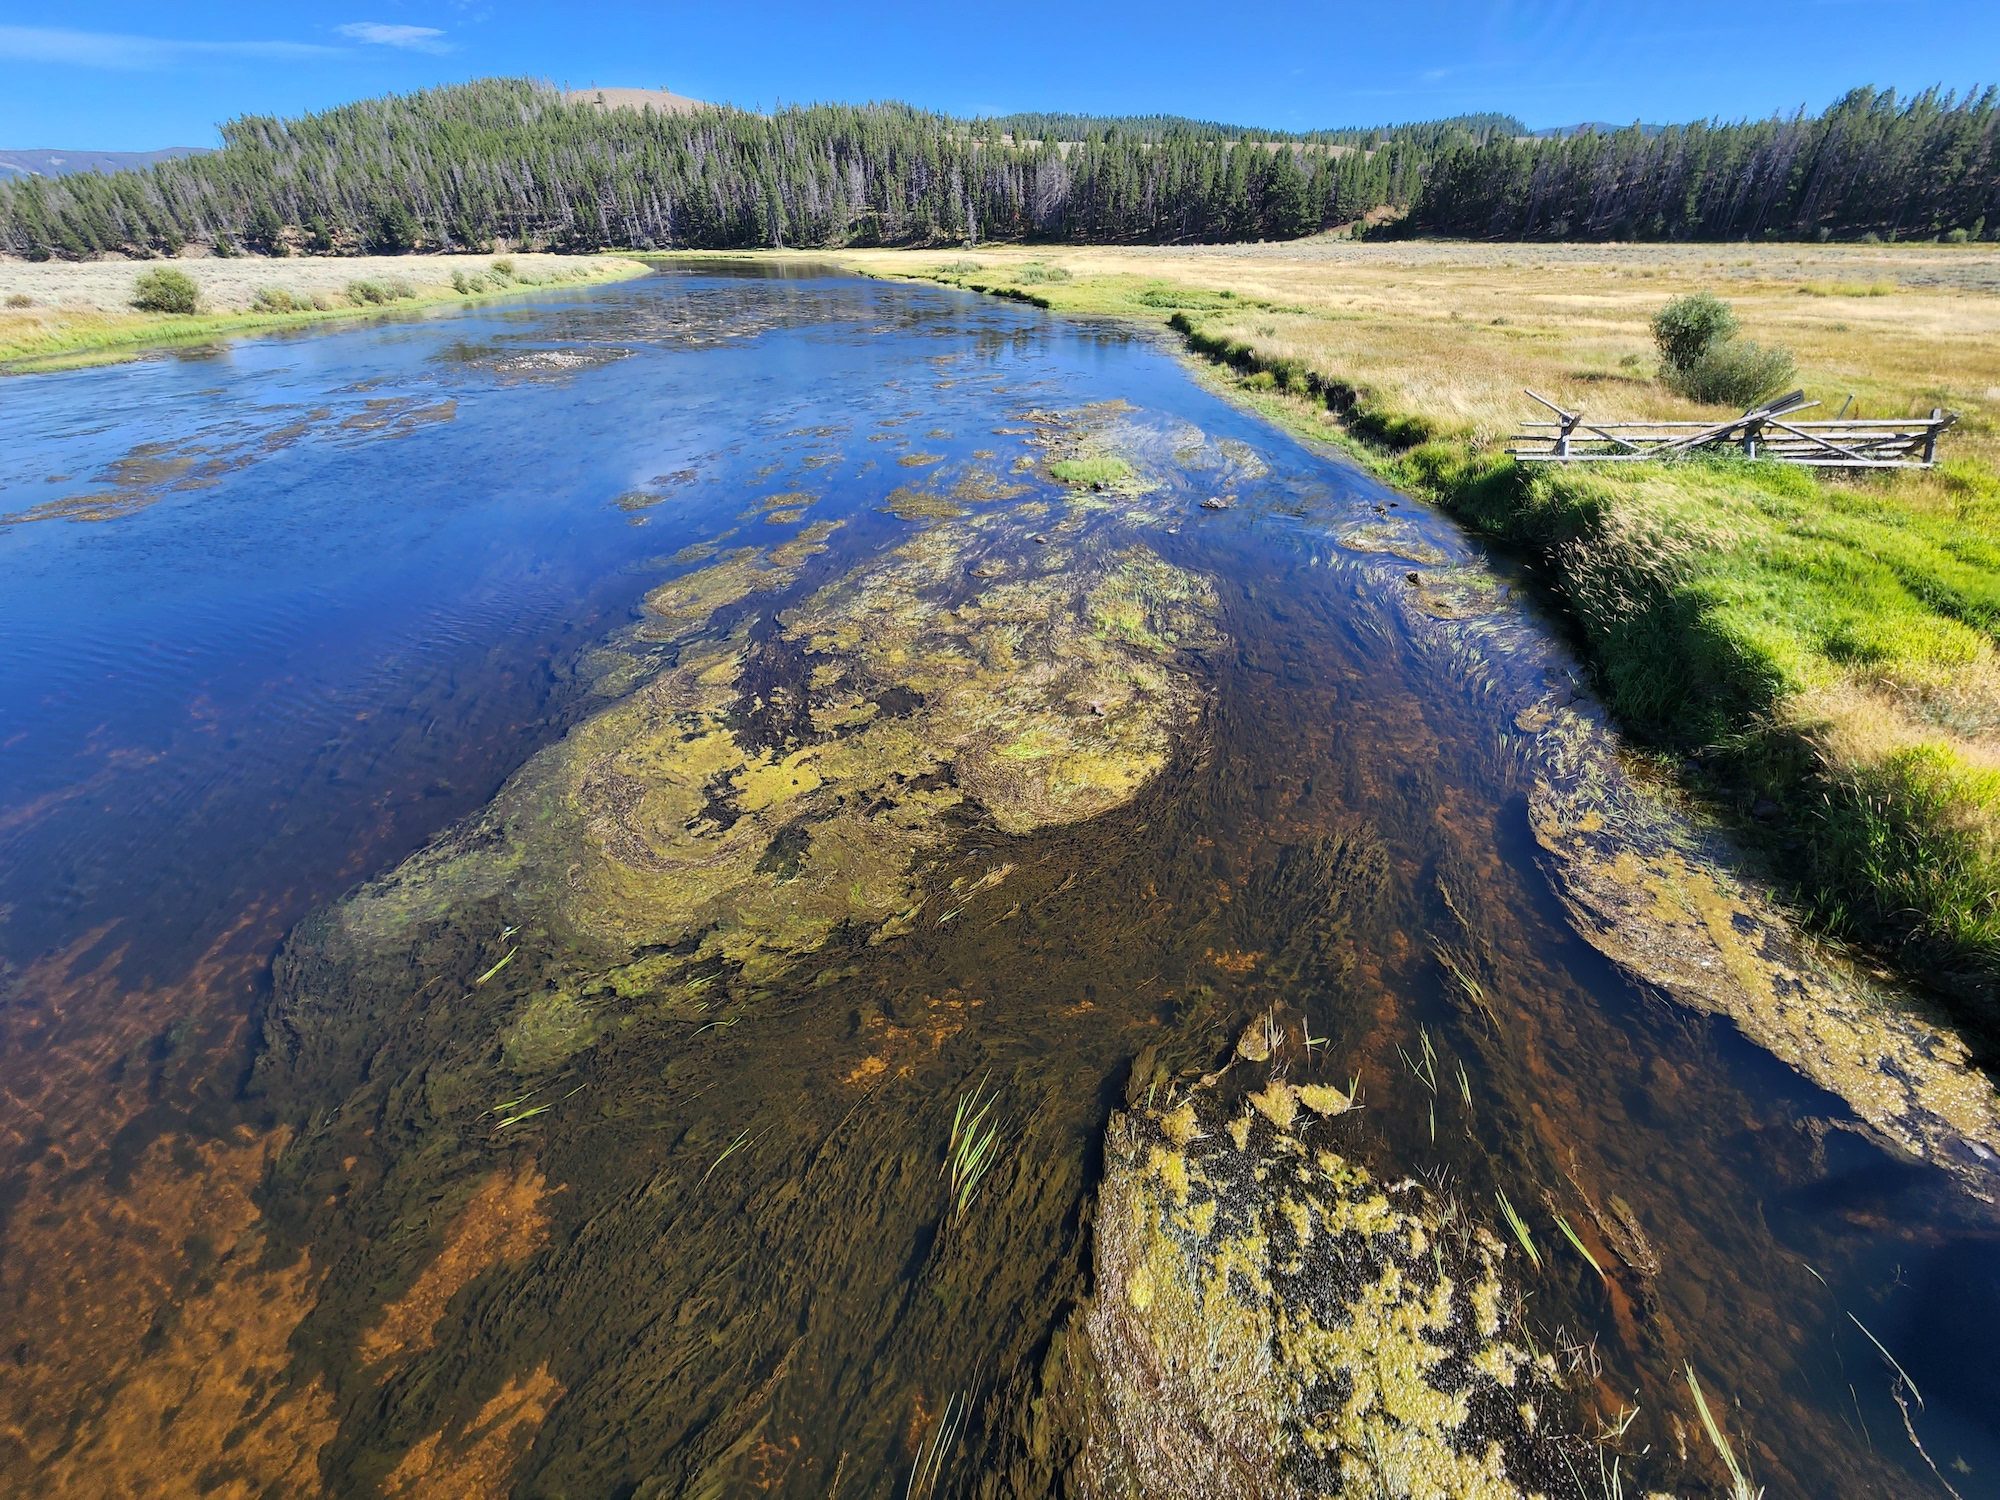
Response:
[2,264,1996,1498]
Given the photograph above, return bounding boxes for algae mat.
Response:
[4,262,1998,1499]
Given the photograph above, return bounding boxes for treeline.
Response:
[1410,86,1998,240]
[0,79,1478,257]
[2,79,1992,258]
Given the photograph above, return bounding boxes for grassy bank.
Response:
[0,252,650,372]
[784,241,2000,1021]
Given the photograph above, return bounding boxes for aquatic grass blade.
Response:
[474,945,519,985]
[1684,1364,1761,1499]
[1554,1213,1606,1279]
[1496,1189,1541,1270]
[1847,1312,1922,1407]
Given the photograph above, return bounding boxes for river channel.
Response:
[2,263,1996,1499]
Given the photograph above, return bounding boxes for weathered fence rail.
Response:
[1506,389,1955,469]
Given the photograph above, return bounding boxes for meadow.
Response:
[820,238,2000,1023]
[0,251,647,371]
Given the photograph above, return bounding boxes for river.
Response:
[2,262,1994,1498]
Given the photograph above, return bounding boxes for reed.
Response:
[1554,1213,1607,1280]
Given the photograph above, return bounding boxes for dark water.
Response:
[3,266,1997,1498]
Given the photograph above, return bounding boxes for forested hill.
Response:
[0,79,1454,256]
[0,78,1992,259]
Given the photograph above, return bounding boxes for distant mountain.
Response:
[0,147,210,182]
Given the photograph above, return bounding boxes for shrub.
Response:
[5,293,33,308]
[131,266,200,314]
[251,287,306,314]
[346,279,391,305]
[1664,338,1797,408]
[489,257,516,278]
[1651,291,1738,372]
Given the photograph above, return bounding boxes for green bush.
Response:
[1651,290,1739,372]
[1664,337,1797,408]
[346,279,392,305]
[131,266,200,314]
[489,257,516,278]
[251,286,306,313]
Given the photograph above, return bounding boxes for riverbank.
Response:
[761,240,2000,1037]
[0,251,651,372]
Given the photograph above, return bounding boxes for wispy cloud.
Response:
[0,25,340,69]
[335,22,450,53]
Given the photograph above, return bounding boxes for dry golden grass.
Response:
[816,238,2000,473]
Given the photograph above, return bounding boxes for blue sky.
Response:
[2,1,1994,148]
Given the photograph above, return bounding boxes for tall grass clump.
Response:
[1651,291,1795,408]
[1049,456,1132,489]
[131,266,199,313]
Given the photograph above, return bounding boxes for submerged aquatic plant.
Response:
[1685,1364,1762,1500]
[907,1389,969,1500]
[1496,1189,1541,1270]
[1553,1212,1607,1280]
[945,1079,1004,1223]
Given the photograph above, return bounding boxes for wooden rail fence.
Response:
[1506,389,1955,469]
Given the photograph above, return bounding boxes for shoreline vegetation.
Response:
[0,251,648,372]
[770,239,2000,1047]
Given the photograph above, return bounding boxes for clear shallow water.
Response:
[2,266,1996,1498]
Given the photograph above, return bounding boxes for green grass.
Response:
[1049,455,1133,488]
[1388,440,2000,986]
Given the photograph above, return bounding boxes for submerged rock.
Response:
[1054,1095,1579,1499]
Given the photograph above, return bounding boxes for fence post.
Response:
[1924,408,1942,465]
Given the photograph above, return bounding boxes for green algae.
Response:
[312,501,1224,1055]
[1062,1092,1578,1499]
